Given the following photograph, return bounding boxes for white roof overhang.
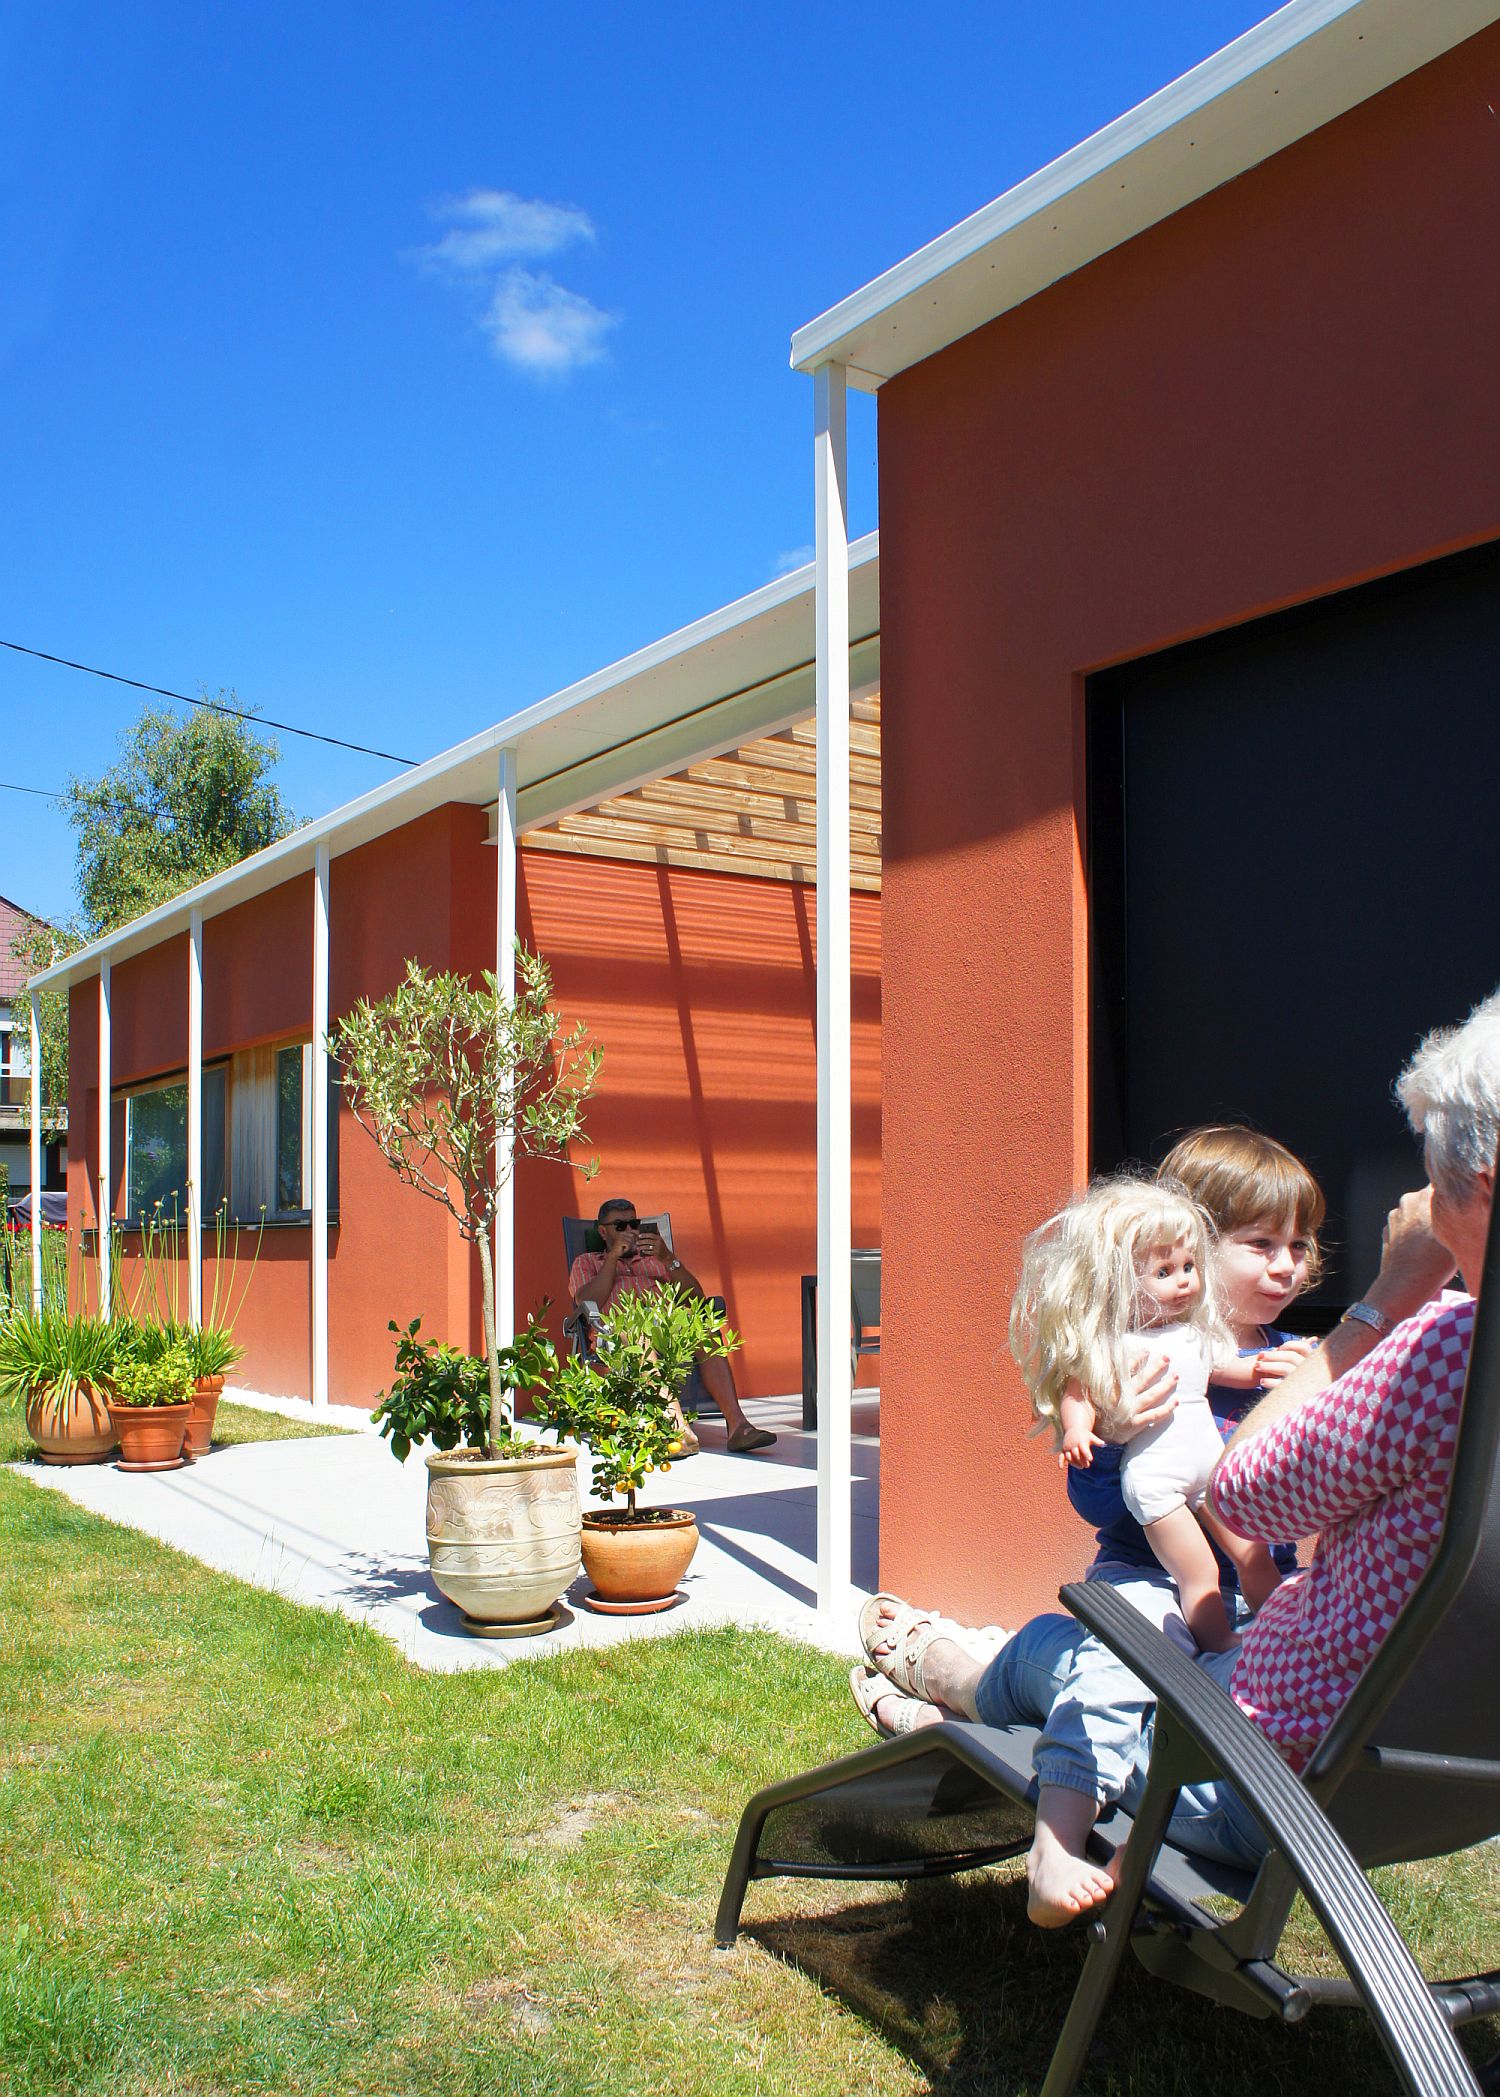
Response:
[30,535,880,996]
[792,0,1500,390]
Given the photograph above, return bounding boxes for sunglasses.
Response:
[602,1219,641,1233]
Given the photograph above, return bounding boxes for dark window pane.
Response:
[128,1084,187,1223]
[277,1046,304,1212]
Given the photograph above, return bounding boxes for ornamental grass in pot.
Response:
[534,1284,740,1614]
[0,1305,118,1464]
[106,1338,196,1472]
[181,1324,244,1457]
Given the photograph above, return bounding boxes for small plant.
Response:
[108,1341,196,1408]
[372,1313,557,1463]
[0,1306,115,1408]
[183,1324,243,1380]
[535,1285,739,1517]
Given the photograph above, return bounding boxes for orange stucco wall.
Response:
[515,850,881,1398]
[875,24,1500,1621]
[67,811,881,1410]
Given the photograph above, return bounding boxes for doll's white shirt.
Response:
[1117,1322,1224,1525]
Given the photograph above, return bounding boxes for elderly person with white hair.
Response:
[857,989,1500,1928]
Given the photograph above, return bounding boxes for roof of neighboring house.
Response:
[0,894,49,1005]
[29,538,880,996]
[791,0,1500,388]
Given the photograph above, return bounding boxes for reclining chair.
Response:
[561,1214,724,1419]
[717,1199,1500,2095]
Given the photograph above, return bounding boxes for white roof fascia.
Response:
[791,0,1500,389]
[30,534,880,996]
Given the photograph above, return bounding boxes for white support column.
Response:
[814,360,853,1620]
[494,746,518,1351]
[311,842,331,1411]
[28,992,43,1313]
[98,965,112,1320]
[188,908,203,1327]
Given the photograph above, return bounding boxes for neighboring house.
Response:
[0,893,67,1202]
[37,551,882,1408]
[794,0,1500,1619]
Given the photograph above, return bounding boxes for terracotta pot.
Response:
[24,1379,118,1465]
[106,1401,190,1472]
[425,1445,582,1635]
[580,1509,699,1613]
[183,1375,225,1458]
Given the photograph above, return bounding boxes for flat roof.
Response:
[792,0,1500,389]
[30,536,880,996]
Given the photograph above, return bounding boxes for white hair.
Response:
[1008,1176,1232,1444]
[1395,987,1500,1202]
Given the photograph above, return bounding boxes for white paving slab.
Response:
[15,1393,879,1668]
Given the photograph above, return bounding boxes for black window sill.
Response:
[81,1215,341,1249]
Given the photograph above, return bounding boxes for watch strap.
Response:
[1341,1300,1392,1337]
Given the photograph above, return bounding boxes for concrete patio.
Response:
[18,1391,878,1668]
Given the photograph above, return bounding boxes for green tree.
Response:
[333,951,601,1454]
[65,701,295,938]
[8,700,297,1128]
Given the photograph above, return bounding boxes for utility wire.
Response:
[0,779,61,799]
[0,638,418,767]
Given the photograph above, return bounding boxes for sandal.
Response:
[857,1593,1007,1701]
[849,1665,930,1737]
[726,1425,776,1453]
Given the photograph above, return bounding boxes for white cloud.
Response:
[413,188,616,380]
[772,545,815,578]
[418,189,596,273]
[482,270,615,376]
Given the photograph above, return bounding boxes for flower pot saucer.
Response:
[460,1604,563,1640]
[116,1456,188,1474]
[581,1589,686,1616]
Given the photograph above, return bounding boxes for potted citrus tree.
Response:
[535,1283,740,1614]
[332,948,601,1637]
[0,1304,118,1464]
[106,1335,196,1471]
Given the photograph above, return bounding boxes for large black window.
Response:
[1088,537,1500,1314]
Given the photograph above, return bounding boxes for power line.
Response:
[0,638,418,767]
[0,779,61,800]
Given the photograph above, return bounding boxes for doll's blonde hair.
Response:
[1008,1176,1232,1444]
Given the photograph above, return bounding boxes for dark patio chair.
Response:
[717,1206,1500,2095]
[561,1213,724,1419]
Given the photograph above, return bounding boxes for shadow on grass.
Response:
[746,1872,1482,2097]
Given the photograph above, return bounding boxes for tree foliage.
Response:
[331,949,601,1453]
[8,701,297,1134]
[64,702,296,939]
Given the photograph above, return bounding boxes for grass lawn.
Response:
[0,1465,1494,2096]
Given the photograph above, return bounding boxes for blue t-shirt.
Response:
[1065,1329,1301,1581]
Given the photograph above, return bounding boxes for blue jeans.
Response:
[971,1563,1268,1872]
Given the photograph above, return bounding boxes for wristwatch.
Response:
[1340,1300,1392,1337]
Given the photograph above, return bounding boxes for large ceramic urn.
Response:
[424,1445,582,1636]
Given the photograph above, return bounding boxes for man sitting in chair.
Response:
[568,1197,776,1456]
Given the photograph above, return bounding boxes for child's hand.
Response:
[1116,1349,1178,1436]
[1254,1337,1317,1385]
[1058,1426,1104,1469]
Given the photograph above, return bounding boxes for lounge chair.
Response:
[716,1212,1500,2095]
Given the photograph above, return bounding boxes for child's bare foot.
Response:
[1026,1820,1117,1928]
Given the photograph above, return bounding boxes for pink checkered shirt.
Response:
[1208,1292,1470,1770]
[568,1250,674,1314]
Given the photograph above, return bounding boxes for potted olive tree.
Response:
[535,1284,740,1613]
[333,949,601,1637]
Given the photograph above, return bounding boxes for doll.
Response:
[1009,1177,1282,1652]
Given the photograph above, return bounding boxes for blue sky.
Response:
[3,0,1275,924]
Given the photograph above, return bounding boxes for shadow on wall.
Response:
[512,848,881,1400]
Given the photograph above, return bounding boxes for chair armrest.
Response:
[1060,1580,1481,2097]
